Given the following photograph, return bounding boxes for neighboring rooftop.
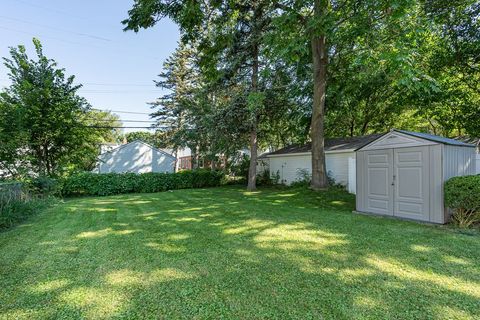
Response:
[98,140,175,159]
[263,130,478,158]
[265,134,383,156]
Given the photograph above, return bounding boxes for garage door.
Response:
[364,147,430,221]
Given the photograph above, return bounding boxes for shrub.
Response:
[229,154,250,179]
[0,182,56,230]
[62,169,225,197]
[29,176,62,196]
[256,169,283,186]
[291,168,311,187]
[327,171,346,190]
[444,175,480,228]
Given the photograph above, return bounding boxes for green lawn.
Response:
[0,186,479,319]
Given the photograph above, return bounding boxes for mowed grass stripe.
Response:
[0,186,479,319]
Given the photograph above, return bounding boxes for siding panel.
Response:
[267,152,355,188]
[443,145,476,181]
[99,141,175,174]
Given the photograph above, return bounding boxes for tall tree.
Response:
[151,42,199,156]
[123,0,274,190]
[271,0,430,189]
[0,39,104,177]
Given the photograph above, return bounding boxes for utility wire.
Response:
[83,125,165,129]
[14,0,119,29]
[83,82,155,87]
[0,15,111,41]
[0,78,156,87]
[0,26,161,61]
[84,119,157,123]
[92,108,152,115]
[80,89,161,93]
[0,25,102,48]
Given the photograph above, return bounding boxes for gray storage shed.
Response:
[356,130,476,224]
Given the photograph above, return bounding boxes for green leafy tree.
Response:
[270,0,442,188]
[74,109,124,171]
[125,131,166,148]
[124,0,288,190]
[0,39,104,177]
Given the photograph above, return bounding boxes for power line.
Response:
[0,15,111,42]
[92,108,152,115]
[84,125,165,129]
[84,119,157,123]
[0,26,161,61]
[83,82,155,87]
[14,0,119,29]
[0,25,106,48]
[0,78,157,87]
[80,89,161,93]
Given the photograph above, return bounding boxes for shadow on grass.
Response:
[0,186,479,319]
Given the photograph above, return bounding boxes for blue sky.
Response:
[0,0,180,132]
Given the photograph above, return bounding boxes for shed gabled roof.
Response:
[358,129,477,151]
[395,130,475,147]
[266,134,383,157]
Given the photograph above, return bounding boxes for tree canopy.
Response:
[123,0,479,187]
[0,39,122,178]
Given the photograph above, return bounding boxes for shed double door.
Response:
[364,147,430,221]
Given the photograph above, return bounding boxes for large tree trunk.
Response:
[247,53,260,190]
[310,33,328,190]
[173,149,179,173]
[247,125,258,191]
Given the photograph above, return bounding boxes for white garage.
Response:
[96,140,176,174]
[259,134,382,192]
[356,130,476,224]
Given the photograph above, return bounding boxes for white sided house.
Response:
[96,140,176,174]
[259,134,382,193]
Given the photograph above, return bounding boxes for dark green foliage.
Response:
[255,169,282,186]
[125,131,166,149]
[0,197,55,230]
[28,176,62,197]
[229,154,250,180]
[62,170,225,197]
[290,169,311,188]
[445,175,480,227]
[0,39,90,177]
[256,169,274,186]
[0,182,56,230]
[0,39,122,178]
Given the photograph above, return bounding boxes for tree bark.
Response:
[173,149,179,173]
[310,32,328,190]
[247,3,260,192]
[247,125,258,191]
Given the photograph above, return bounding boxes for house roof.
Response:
[394,130,475,147]
[265,134,384,157]
[98,140,176,160]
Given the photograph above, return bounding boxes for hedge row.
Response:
[444,175,480,228]
[62,170,225,196]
